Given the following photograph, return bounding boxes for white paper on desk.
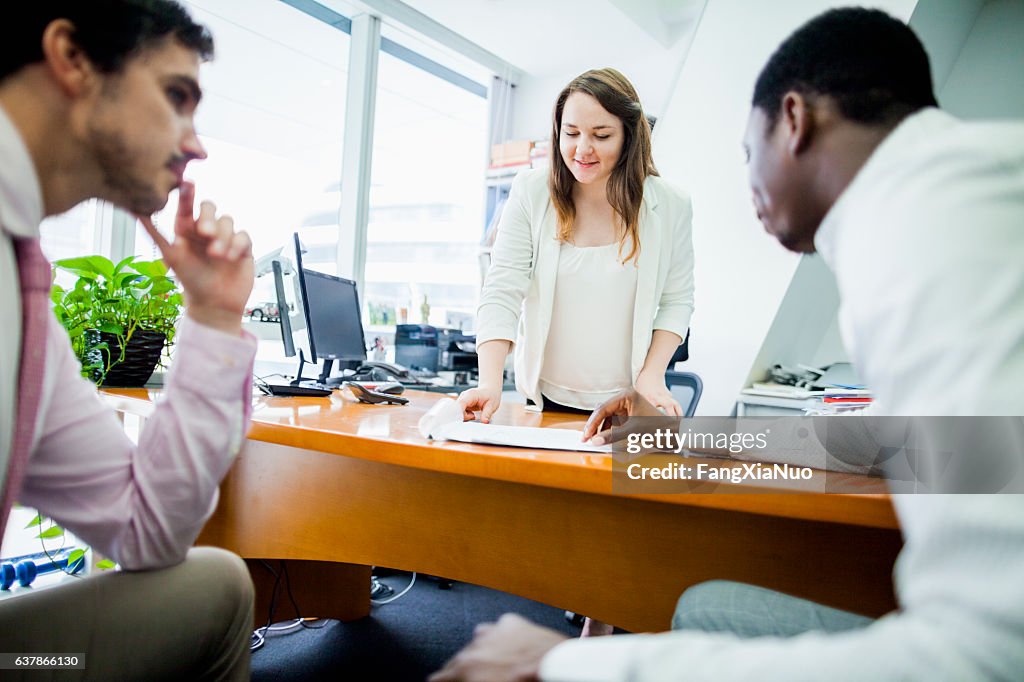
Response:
[418,398,611,453]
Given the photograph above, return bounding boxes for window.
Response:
[364,23,490,334]
[40,200,104,264]
[37,0,502,370]
[134,0,351,363]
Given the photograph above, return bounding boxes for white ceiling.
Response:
[184,0,706,163]
[398,0,705,79]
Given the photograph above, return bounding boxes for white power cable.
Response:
[371,572,417,605]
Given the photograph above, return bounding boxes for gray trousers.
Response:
[673,580,874,638]
[0,547,253,681]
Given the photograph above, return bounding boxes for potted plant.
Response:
[50,255,183,387]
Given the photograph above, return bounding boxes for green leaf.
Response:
[66,548,86,566]
[132,260,168,278]
[113,255,137,275]
[97,322,123,334]
[96,559,116,570]
[24,514,44,528]
[149,279,177,296]
[82,255,115,280]
[54,267,99,281]
[54,256,103,274]
[37,526,65,539]
[115,272,143,289]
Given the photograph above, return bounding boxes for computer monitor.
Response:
[299,268,367,382]
[271,259,295,358]
[274,232,365,386]
[266,233,308,362]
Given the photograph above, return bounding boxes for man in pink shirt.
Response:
[1,2,257,679]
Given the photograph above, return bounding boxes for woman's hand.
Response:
[455,385,502,423]
[634,369,683,417]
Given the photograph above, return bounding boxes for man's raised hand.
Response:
[136,181,254,335]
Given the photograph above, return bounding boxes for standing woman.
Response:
[459,68,694,421]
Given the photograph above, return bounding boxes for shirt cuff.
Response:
[539,635,652,682]
[475,305,518,346]
[167,315,257,399]
[651,314,692,344]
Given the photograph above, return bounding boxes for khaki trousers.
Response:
[0,547,253,681]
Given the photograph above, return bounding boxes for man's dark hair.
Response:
[2,1,214,83]
[752,7,937,127]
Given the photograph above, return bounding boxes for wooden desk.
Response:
[102,388,901,633]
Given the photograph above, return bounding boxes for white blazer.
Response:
[477,169,695,407]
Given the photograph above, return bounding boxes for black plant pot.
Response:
[99,330,166,388]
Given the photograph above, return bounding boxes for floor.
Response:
[251,570,588,681]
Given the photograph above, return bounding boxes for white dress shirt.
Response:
[0,105,258,570]
[539,242,638,410]
[540,109,1024,680]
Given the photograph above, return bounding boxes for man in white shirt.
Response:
[1,2,257,679]
[431,8,1024,681]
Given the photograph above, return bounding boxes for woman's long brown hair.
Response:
[549,68,657,263]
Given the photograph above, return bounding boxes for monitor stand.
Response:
[321,358,363,387]
[290,352,363,387]
[289,350,327,388]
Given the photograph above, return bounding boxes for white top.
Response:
[540,109,1024,680]
[0,104,258,569]
[539,242,638,410]
[477,169,695,408]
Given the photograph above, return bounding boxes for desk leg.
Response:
[245,559,371,629]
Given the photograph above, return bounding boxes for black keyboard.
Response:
[263,383,332,397]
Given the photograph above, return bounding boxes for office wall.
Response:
[509,12,699,141]
[742,254,845,388]
[908,0,987,92]
[936,0,1024,118]
[693,0,1024,414]
[651,0,917,415]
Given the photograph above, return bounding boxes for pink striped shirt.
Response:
[1,104,257,570]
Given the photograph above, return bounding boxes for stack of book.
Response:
[739,382,874,414]
[529,140,550,170]
[821,386,872,404]
[817,385,872,413]
[489,140,532,170]
[742,382,817,399]
[487,139,552,180]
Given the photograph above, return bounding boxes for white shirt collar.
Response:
[814,107,957,265]
[0,104,44,239]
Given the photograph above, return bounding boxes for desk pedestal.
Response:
[244,560,370,628]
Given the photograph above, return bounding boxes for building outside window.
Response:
[135,0,351,363]
[364,22,490,335]
[40,0,498,370]
[40,200,104,266]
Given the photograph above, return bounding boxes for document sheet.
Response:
[418,398,611,453]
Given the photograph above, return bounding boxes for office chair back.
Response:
[665,371,703,417]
